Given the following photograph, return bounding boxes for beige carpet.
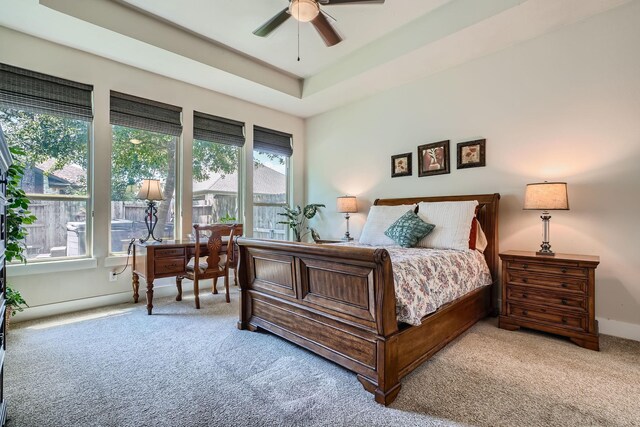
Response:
[6,287,640,427]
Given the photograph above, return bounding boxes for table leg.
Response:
[146,279,154,315]
[132,272,140,303]
[176,276,183,301]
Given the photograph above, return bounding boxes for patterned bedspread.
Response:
[340,242,492,325]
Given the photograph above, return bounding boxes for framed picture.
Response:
[418,140,450,177]
[457,139,486,169]
[391,153,412,177]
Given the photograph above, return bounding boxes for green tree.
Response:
[0,110,242,234]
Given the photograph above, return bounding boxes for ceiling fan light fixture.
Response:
[289,0,320,23]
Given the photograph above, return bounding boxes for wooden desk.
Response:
[132,238,231,315]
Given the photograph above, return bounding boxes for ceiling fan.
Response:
[253,0,385,47]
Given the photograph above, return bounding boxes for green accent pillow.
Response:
[384,210,435,248]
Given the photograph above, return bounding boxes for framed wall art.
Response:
[457,139,486,169]
[391,152,412,177]
[418,140,450,177]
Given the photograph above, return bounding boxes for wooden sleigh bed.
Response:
[236,193,500,405]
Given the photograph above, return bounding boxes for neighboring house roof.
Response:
[36,159,85,186]
[193,163,285,196]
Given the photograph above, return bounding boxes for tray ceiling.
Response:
[0,0,630,117]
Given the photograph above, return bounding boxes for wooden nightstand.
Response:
[499,250,600,351]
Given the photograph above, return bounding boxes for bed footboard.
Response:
[236,238,401,404]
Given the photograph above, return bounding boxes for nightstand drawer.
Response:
[507,303,587,331]
[506,271,586,293]
[507,285,586,311]
[506,261,586,278]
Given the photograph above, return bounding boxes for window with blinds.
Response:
[109,92,183,251]
[192,112,244,226]
[253,126,292,157]
[0,63,93,260]
[252,125,291,240]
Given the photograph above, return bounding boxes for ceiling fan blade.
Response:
[319,0,385,4]
[253,7,291,37]
[311,13,342,47]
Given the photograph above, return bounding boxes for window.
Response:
[109,92,182,252]
[252,126,292,240]
[192,112,244,226]
[0,64,93,261]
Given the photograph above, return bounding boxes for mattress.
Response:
[339,242,492,325]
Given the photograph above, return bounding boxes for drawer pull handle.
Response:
[522,310,528,316]
[561,317,568,324]
[561,298,568,305]
[522,278,528,284]
[522,264,528,269]
[561,283,568,288]
[561,268,568,273]
[522,294,528,299]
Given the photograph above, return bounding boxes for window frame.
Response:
[5,114,94,263]
[251,152,290,241]
[191,138,243,228]
[108,127,180,255]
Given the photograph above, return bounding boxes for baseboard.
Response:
[597,317,640,342]
[11,279,198,323]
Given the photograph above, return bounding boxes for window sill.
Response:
[7,257,98,277]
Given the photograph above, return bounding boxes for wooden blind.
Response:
[253,126,292,157]
[110,91,182,136]
[193,111,244,146]
[0,63,93,120]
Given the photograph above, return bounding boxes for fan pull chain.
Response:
[297,12,301,62]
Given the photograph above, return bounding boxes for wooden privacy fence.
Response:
[23,194,290,258]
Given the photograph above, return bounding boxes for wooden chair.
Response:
[176,223,242,309]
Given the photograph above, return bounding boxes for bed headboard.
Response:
[374,193,501,282]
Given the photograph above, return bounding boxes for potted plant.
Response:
[4,146,36,324]
[277,204,325,242]
[5,288,28,325]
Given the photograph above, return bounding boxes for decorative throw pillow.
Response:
[384,210,435,248]
[415,200,478,250]
[359,204,418,246]
[469,217,479,250]
[475,221,488,253]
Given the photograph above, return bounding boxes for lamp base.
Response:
[536,249,555,256]
[536,212,554,256]
[341,236,354,242]
[140,200,163,244]
[139,234,162,244]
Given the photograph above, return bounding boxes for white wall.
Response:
[0,27,305,320]
[305,3,640,340]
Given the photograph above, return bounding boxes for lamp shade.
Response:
[136,179,164,201]
[524,182,569,210]
[337,196,357,213]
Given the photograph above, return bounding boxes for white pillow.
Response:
[359,204,417,246]
[415,201,478,250]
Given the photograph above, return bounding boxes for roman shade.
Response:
[193,111,245,147]
[253,126,293,157]
[110,91,182,136]
[0,63,93,120]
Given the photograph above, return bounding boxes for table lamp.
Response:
[523,181,569,256]
[336,196,357,241]
[137,179,165,243]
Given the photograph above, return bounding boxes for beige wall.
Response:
[305,3,640,339]
[0,27,305,319]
